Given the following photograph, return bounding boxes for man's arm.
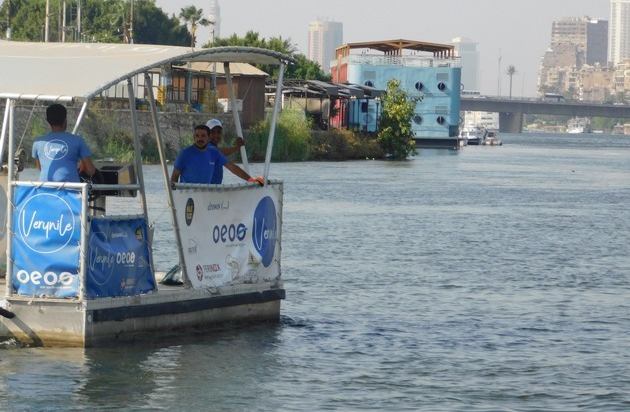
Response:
[224,162,251,182]
[220,137,245,157]
[80,157,96,177]
[170,168,181,183]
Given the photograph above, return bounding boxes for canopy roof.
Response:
[336,39,454,58]
[0,41,295,102]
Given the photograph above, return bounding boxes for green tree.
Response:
[211,30,330,81]
[506,65,517,99]
[178,5,209,49]
[0,0,189,45]
[377,79,419,159]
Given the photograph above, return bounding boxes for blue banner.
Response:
[12,185,81,298]
[87,217,156,298]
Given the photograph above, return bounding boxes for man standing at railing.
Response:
[205,119,246,184]
[32,103,96,182]
[170,124,262,185]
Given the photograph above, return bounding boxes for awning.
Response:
[0,41,296,102]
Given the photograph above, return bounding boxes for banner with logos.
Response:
[172,184,282,289]
[11,185,81,298]
[87,217,156,298]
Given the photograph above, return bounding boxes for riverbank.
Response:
[7,105,385,164]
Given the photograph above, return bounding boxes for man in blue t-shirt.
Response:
[32,104,96,182]
[170,124,254,184]
[205,119,246,184]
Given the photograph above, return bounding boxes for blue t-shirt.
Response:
[32,131,93,182]
[210,143,224,184]
[173,145,228,184]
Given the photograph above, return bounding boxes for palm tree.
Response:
[506,65,518,99]
[179,5,210,49]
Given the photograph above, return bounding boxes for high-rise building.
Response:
[539,16,609,98]
[551,16,608,67]
[451,37,480,92]
[308,20,343,72]
[609,0,630,65]
[208,0,221,44]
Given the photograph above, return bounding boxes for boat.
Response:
[0,41,295,347]
[567,117,592,134]
[459,124,487,145]
[482,129,502,146]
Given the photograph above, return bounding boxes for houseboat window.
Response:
[413,115,423,125]
[437,82,447,91]
[437,116,446,125]
[364,80,374,87]
[415,82,424,91]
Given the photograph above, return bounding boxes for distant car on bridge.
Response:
[542,93,565,102]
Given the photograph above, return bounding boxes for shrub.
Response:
[377,79,420,159]
[246,109,311,162]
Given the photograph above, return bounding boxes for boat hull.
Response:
[1,282,284,347]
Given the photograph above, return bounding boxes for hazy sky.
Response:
[155,0,609,97]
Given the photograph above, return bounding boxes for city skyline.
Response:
[155,0,609,97]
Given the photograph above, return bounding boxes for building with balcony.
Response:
[331,39,461,147]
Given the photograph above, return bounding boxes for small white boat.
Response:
[482,130,502,146]
[567,117,592,134]
[459,125,487,145]
[0,42,295,347]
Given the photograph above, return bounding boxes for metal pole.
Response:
[263,62,285,181]
[72,101,89,134]
[5,99,15,297]
[144,73,189,287]
[0,101,10,165]
[224,62,249,174]
[78,183,89,301]
[62,1,66,42]
[126,79,149,221]
[77,0,81,39]
[44,0,50,42]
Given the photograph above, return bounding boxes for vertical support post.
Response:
[71,101,89,135]
[0,101,10,164]
[78,183,89,301]
[223,62,249,174]
[126,79,149,222]
[263,63,285,182]
[144,73,189,287]
[5,99,15,296]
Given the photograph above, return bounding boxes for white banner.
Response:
[172,184,282,289]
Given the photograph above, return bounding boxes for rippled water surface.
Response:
[2,133,630,411]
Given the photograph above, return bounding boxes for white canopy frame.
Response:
[0,41,295,289]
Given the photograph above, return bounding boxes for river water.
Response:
[1,133,629,411]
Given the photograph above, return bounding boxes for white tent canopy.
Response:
[0,41,295,102]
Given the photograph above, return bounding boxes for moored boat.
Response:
[0,42,295,347]
[459,124,487,145]
[567,117,592,134]
[482,129,502,146]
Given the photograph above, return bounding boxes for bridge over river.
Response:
[460,97,630,133]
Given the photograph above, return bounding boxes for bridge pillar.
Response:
[499,112,523,133]
[498,112,523,133]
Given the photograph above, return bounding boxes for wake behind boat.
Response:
[0,42,295,347]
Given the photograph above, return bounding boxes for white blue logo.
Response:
[252,196,276,267]
[17,192,76,254]
[43,139,69,160]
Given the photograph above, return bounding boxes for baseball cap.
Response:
[206,119,223,130]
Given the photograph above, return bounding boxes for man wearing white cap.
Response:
[205,119,246,184]
[170,124,261,185]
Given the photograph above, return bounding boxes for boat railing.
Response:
[7,181,156,302]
